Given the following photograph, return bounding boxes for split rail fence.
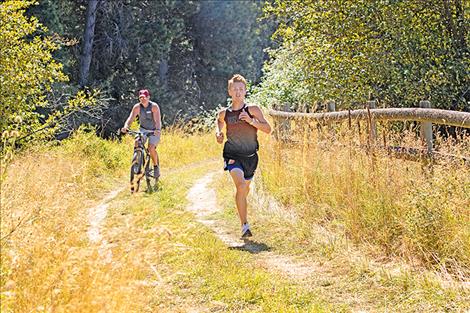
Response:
[269,100,470,164]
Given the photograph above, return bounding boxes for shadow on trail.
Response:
[228,239,271,254]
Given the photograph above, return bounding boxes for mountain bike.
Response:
[125,130,159,193]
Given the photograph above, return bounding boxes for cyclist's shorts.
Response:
[139,128,160,146]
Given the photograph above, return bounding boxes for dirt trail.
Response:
[186,172,318,280]
[86,187,124,262]
[86,159,219,262]
[84,165,366,310]
[186,172,378,312]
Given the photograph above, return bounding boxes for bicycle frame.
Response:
[126,130,158,192]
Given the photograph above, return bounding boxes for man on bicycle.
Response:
[122,89,161,178]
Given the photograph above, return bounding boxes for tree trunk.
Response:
[159,57,169,88]
[453,0,467,54]
[441,0,467,55]
[79,0,99,87]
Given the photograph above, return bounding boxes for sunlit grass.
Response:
[259,119,469,275]
[135,167,341,312]
[1,123,468,312]
[157,126,220,169]
[0,127,220,313]
[212,119,469,311]
[214,169,470,312]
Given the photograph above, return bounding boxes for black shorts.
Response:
[223,153,259,180]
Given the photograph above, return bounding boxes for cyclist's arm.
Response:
[123,104,140,129]
[151,103,161,132]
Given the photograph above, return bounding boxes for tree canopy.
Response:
[28,0,273,133]
[253,0,469,111]
[2,0,468,153]
[0,0,66,139]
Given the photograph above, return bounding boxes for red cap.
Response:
[138,89,150,98]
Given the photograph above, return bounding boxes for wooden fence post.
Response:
[327,100,336,112]
[327,101,336,138]
[272,105,279,140]
[366,100,377,146]
[276,103,291,142]
[419,100,433,154]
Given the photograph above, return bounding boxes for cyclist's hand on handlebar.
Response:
[121,127,128,134]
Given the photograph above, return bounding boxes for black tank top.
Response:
[223,104,259,158]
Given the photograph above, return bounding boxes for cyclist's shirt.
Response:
[223,104,258,158]
[138,101,158,131]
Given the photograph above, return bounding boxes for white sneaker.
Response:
[241,223,252,238]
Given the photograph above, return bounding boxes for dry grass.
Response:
[1,121,468,312]
[0,127,220,313]
[259,119,470,277]
[157,126,220,169]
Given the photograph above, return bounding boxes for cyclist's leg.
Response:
[148,144,158,166]
[147,134,160,166]
[147,134,160,178]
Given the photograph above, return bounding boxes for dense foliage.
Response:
[253,0,469,111]
[2,0,468,150]
[0,0,97,162]
[28,0,273,133]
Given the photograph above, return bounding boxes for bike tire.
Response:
[145,155,152,192]
[130,150,144,192]
[154,159,160,191]
[132,150,143,174]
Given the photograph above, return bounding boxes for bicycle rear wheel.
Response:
[145,156,159,192]
[144,155,152,192]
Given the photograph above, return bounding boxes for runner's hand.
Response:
[239,111,253,124]
[216,131,224,144]
[121,127,128,134]
[154,129,161,136]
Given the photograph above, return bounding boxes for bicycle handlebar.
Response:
[119,129,155,136]
[126,130,155,136]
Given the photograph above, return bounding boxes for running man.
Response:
[216,74,272,238]
[122,89,161,178]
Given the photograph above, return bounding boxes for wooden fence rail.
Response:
[269,102,470,164]
[269,107,470,128]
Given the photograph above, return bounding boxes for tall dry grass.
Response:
[259,119,470,277]
[1,129,131,312]
[0,127,220,312]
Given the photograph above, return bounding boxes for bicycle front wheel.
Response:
[130,150,144,192]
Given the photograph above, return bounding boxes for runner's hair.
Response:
[228,74,247,90]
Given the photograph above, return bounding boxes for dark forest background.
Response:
[29,0,275,134]
[1,0,467,147]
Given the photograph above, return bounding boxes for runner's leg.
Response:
[229,168,250,225]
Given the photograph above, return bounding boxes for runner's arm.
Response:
[216,109,225,144]
[247,106,271,134]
